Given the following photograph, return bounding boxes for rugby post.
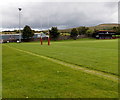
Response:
[38,32,50,45]
[48,36,50,45]
[47,30,50,45]
[40,34,43,45]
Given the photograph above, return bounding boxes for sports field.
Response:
[2,39,119,98]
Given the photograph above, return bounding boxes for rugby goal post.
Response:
[38,32,50,45]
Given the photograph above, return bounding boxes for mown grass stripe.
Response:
[4,44,119,83]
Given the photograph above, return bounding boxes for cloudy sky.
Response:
[0,0,119,31]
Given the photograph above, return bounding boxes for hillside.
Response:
[59,23,119,33]
[89,23,119,30]
[2,23,119,34]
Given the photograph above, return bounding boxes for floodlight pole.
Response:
[48,15,50,45]
[18,8,22,42]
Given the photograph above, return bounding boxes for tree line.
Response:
[20,25,120,41]
[21,25,93,40]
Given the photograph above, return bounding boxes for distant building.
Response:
[95,30,117,39]
[0,33,49,43]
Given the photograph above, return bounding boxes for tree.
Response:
[92,29,99,38]
[78,26,89,35]
[14,30,19,33]
[49,27,60,40]
[86,29,94,37]
[113,26,120,35]
[22,25,34,40]
[70,28,78,40]
[113,26,117,31]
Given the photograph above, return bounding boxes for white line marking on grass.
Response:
[4,45,119,83]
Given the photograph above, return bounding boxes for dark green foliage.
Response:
[113,26,120,35]
[22,25,34,40]
[113,26,117,30]
[70,28,78,40]
[86,29,94,37]
[92,29,99,38]
[14,30,19,33]
[49,27,60,40]
[78,26,89,35]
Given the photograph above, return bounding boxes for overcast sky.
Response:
[0,0,119,31]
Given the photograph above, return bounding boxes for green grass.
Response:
[6,39,118,75]
[2,39,118,98]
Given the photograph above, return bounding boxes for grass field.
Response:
[2,39,119,98]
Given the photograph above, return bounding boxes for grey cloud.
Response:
[1,2,118,30]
